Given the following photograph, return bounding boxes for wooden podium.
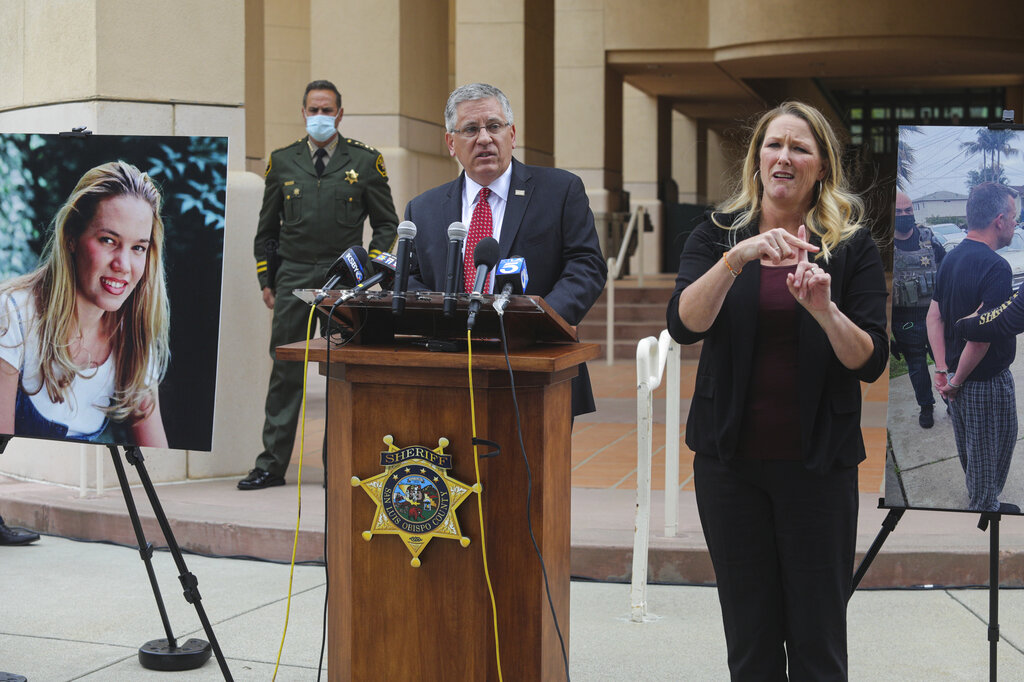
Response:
[278,290,598,680]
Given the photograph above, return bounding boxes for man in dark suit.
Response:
[405,83,607,416]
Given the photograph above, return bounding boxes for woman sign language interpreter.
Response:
[667,101,888,680]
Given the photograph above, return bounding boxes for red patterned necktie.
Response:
[464,187,493,294]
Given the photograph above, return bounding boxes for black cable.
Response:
[497,314,571,681]
[316,298,365,681]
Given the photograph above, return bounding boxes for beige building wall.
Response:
[260,0,311,165]
[0,0,266,488]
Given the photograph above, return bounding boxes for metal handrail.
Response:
[605,206,647,365]
[630,329,681,623]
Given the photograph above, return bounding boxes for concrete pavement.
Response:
[3,535,1024,680]
[5,355,1024,679]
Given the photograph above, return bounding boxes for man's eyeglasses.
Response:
[451,122,511,139]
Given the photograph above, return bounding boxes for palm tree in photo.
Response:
[897,125,922,192]
[962,128,1019,190]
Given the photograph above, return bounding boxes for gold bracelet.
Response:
[722,251,741,278]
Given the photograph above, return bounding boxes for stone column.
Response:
[310,0,453,213]
[623,83,662,274]
[672,111,700,204]
[454,0,554,168]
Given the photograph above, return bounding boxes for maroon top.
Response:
[737,264,802,460]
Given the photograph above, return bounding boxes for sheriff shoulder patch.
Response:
[376,154,387,178]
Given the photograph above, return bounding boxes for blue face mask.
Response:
[306,115,337,143]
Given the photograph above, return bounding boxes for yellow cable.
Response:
[272,304,317,680]
[467,330,503,681]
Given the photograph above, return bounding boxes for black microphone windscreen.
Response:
[349,247,370,283]
[473,237,500,268]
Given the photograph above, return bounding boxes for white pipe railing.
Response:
[605,206,647,365]
[630,329,681,623]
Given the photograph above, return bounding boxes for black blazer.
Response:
[666,214,889,473]
[405,158,608,415]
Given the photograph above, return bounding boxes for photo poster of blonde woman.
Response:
[886,124,1024,515]
[0,134,227,451]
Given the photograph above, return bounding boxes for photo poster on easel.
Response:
[886,124,1024,514]
[0,134,227,451]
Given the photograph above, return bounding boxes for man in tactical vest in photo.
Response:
[892,191,945,428]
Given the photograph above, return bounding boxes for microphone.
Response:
[391,221,417,316]
[492,256,528,316]
[313,246,368,304]
[338,251,398,302]
[466,237,500,331]
[442,222,469,318]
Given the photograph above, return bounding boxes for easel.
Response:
[853,501,1007,681]
[868,110,1024,680]
[0,436,232,680]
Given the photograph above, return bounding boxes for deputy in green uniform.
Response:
[240,79,398,490]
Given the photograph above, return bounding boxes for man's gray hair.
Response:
[444,83,515,132]
[967,182,1018,231]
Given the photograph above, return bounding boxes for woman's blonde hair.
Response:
[0,160,170,423]
[713,101,865,261]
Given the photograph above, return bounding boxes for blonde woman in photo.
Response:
[0,161,170,446]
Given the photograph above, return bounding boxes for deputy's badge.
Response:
[921,255,931,266]
[345,169,359,184]
[352,436,480,567]
[376,154,388,178]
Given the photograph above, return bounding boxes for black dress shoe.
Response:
[998,502,1021,515]
[237,468,285,490]
[919,405,934,429]
[0,520,40,546]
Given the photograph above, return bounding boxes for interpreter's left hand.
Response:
[786,225,832,313]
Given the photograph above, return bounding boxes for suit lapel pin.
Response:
[515,189,525,196]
